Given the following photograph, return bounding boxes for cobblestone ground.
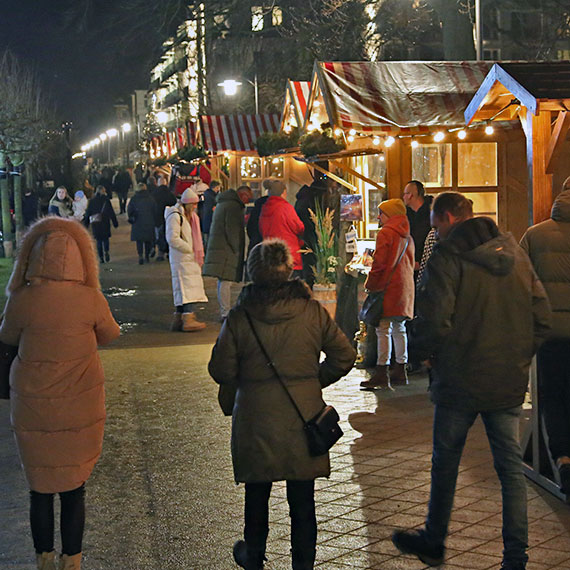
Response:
[1,206,570,569]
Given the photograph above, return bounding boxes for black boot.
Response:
[233,540,265,569]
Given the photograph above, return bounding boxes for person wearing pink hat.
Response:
[164,188,208,332]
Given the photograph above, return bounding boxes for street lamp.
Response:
[121,123,132,166]
[218,75,259,114]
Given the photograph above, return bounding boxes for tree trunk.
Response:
[13,169,23,247]
[0,176,13,258]
[429,0,476,60]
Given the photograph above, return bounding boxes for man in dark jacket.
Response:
[112,167,133,214]
[203,186,252,320]
[246,179,272,262]
[403,180,432,273]
[201,180,221,249]
[392,192,551,570]
[150,177,176,261]
[520,179,570,495]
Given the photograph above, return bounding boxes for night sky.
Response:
[0,0,160,141]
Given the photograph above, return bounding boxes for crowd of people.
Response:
[3,162,570,570]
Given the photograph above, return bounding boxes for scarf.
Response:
[189,211,204,266]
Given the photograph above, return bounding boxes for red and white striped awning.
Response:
[314,61,495,134]
[281,80,311,130]
[199,114,281,153]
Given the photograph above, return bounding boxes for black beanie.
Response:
[247,239,293,284]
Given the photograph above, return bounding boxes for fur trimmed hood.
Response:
[7,216,100,295]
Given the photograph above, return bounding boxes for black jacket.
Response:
[150,185,176,226]
[84,194,118,240]
[407,195,433,263]
[246,195,269,255]
[201,187,219,234]
[411,217,551,412]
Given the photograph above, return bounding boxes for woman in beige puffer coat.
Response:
[0,217,120,570]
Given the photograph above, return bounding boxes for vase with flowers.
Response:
[301,202,341,318]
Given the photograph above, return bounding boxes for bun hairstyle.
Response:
[247,238,293,285]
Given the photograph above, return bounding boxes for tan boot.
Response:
[59,553,81,570]
[360,365,393,390]
[36,551,57,570]
[181,312,206,332]
[390,363,409,386]
[170,312,183,332]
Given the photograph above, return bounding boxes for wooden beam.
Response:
[546,111,570,174]
[329,159,384,191]
[305,160,357,192]
[528,111,553,224]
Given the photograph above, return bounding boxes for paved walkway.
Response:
[1,206,569,569]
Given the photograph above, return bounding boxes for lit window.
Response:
[251,6,264,31]
[458,143,498,187]
[272,6,283,27]
[412,144,452,188]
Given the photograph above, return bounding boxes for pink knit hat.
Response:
[180,188,199,204]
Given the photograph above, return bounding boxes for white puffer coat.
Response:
[165,203,208,306]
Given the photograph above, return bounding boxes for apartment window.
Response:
[483,48,501,60]
[251,6,264,31]
[272,6,283,27]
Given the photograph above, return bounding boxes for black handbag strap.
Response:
[244,309,307,424]
[384,237,410,290]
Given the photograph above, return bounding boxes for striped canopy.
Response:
[199,114,281,153]
[315,61,494,134]
[281,80,311,129]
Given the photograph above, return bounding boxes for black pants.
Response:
[537,339,570,461]
[96,238,109,260]
[118,193,128,214]
[136,240,152,260]
[30,484,85,556]
[244,480,316,569]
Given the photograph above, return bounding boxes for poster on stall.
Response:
[340,194,363,221]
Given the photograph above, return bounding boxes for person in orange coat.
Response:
[0,217,120,570]
[360,198,415,390]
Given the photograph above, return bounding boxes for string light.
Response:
[347,135,355,142]
[349,128,357,136]
[457,130,467,140]
[372,137,380,145]
[384,136,395,147]
[434,131,445,142]
[411,139,419,149]
[334,128,343,137]
[379,154,385,162]
[485,124,494,135]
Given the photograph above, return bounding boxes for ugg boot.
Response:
[170,312,183,332]
[360,365,393,390]
[390,363,409,386]
[59,553,81,570]
[181,312,206,332]
[36,551,57,570]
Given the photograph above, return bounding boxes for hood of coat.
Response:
[216,188,244,208]
[551,190,570,222]
[439,216,515,276]
[7,217,100,294]
[236,279,311,324]
[379,214,410,238]
[262,195,288,218]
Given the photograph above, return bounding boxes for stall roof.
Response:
[281,80,311,129]
[199,114,280,153]
[312,60,493,134]
[465,61,570,123]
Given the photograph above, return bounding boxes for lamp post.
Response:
[218,74,259,114]
[106,128,118,163]
[122,123,132,167]
[475,0,482,61]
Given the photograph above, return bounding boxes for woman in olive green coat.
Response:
[209,239,356,570]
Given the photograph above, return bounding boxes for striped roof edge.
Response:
[281,80,311,130]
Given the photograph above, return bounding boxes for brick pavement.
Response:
[1,207,569,569]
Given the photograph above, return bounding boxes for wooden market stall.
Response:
[281,80,311,132]
[464,61,570,500]
[303,60,532,240]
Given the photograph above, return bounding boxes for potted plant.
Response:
[301,201,340,318]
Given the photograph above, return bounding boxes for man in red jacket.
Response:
[259,180,305,277]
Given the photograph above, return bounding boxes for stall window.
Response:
[412,144,452,187]
[241,156,262,196]
[265,157,284,178]
[462,191,498,224]
[352,153,386,237]
[458,142,498,187]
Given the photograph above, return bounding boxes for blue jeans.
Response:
[426,405,528,566]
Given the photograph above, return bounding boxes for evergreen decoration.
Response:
[177,144,207,162]
[299,125,345,158]
[152,157,168,167]
[255,128,299,157]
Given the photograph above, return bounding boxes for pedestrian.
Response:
[246,178,272,260]
[259,180,305,278]
[208,238,356,570]
[164,188,207,332]
[48,186,73,218]
[520,178,570,494]
[403,180,432,274]
[84,185,119,264]
[392,191,551,570]
[150,176,176,262]
[203,186,252,321]
[22,188,39,227]
[127,182,158,265]
[0,217,120,570]
[112,167,133,214]
[201,180,221,248]
[359,198,415,391]
[72,190,88,222]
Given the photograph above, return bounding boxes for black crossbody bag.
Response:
[244,310,343,457]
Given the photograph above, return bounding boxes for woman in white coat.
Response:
[165,188,208,332]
